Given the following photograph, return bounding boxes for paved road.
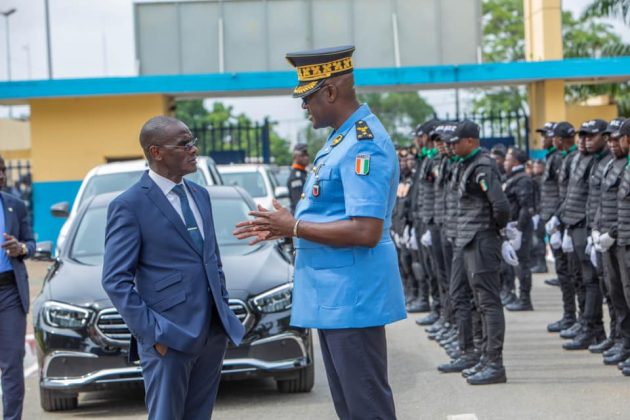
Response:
[9,263,630,419]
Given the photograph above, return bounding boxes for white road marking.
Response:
[447,414,479,420]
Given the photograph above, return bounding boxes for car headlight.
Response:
[251,283,293,313]
[43,301,92,329]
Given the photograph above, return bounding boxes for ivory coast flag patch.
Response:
[355,154,371,175]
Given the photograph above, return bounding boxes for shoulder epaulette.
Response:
[355,120,374,140]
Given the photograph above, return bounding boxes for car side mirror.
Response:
[33,241,54,261]
[274,186,289,199]
[51,202,69,218]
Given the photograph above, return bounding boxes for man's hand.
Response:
[1,233,24,258]
[233,200,296,245]
[154,343,168,357]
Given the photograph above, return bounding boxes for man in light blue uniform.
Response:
[234,45,406,419]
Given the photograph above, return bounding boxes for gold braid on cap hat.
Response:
[296,57,353,82]
[294,82,318,95]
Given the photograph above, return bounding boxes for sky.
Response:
[0,0,628,142]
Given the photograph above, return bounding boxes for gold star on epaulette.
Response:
[331,134,344,147]
[355,120,374,140]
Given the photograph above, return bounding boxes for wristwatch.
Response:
[19,243,27,256]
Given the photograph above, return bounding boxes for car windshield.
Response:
[221,172,267,198]
[69,195,253,265]
[78,169,207,210]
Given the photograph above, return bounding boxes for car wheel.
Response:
[276,362,315,393]
[39,386,78,412]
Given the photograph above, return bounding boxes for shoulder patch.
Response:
[355,120,374,140]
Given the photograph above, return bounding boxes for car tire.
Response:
[39,386,78,412]
[276,362,315,393]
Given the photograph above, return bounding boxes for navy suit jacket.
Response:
[102,173,245,360]
[1,191,35,313]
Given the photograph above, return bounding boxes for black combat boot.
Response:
[437,352,479,373]
[466,357,507,385]
[544,278,560,287]
[559,322,583,339]
[505,294,534,311]
[603,341,624,358]
[588,337,615,354]
[416,311,440,326]
[604,347,630,365]
[547,316,576,333]
[407,297,430,313]
[462,355,487,379]
[563,327,606,351]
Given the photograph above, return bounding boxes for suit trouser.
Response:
[463,231,505,360]
[137,315,228,420]
[613,245,630,348]
[0,284,26,420]
[568,226,603,328]
[551,246,577,320]
[428,225,448,317]
[318,327,396,420]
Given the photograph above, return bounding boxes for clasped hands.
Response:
[233,200,296,245]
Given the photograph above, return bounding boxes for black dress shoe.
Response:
[560,322,582,339]
[547,317,576,333]
[563,328,606,351]
[531,263,549,274]
[425,321,447,334]
[544,278,560,287]
[466,361,507,385]
[589,337,615,354]
[617,357,630,370]
[416,311,440,326]
[501,292,517,306]
[437,353,479,373]
[603,342,624,358]
[604,348,630,365]
[623,366,630,376]
[505,298,534,311]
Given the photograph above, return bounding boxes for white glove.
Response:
[545,216,560,235]
[505,222,518,240]
[402,226,410,248]
[586,236,593,256]
[590,244,598,267]
[550,231,562,250]
[501,241,519,266]
[561,229,574,253]
[409,228,419,251]
[598,232,615,252]
[509,228,523,251]
[421,230,432,247]
[393,233,400,247]
[532,215,541,231]
[591,230,601,245]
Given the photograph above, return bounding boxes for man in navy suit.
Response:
[102,116,245,420]
[0,155,35,420]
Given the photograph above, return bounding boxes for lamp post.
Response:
[1,8,16,118]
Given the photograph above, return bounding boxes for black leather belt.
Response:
[0,271,16,287]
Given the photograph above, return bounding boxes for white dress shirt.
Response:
[148,170,205,239]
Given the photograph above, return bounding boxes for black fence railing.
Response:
[190,119,271,165]
[435,111,530,155]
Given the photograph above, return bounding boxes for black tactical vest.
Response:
[445,160,462,240]
[433,156,450,226]
[562,153,595,227]
[455,153,497,248]
[409,162,422,221]
[598,157,625,233]
[617,165,630,246]
[420,155,440,225]
[558,149,579,205]
[392,175,413,234]
[586,151,612,229]
[504,169,532,227]
[541,149,563,221]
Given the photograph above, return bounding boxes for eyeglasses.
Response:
[302,83,330,106]
[154,138,198,152]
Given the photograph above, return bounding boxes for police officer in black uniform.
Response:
[443,120,512,385]
[530,159,548,273]
[545,122,581,332]
[503,147,536,311]
[287,143,310,214]
[593,117,630,361]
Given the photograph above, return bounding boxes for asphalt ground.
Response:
[6,262,630,419]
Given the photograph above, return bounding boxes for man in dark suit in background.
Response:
[102,116,245,420]
[0,154,35,420]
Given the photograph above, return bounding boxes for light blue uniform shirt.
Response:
[291,104,407,329]
[0,197,13,273]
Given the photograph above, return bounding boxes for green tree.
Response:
[582,0,630,23]
[174,100,292,164]
[475,0,630,116]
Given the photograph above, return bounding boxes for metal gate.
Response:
[2,159,33,220]
[190,119,271,165]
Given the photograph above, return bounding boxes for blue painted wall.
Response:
[32,181,81,244]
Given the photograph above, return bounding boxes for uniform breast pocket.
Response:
[315,166,345,203]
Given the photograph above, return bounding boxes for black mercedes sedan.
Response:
[32,186,313,412]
